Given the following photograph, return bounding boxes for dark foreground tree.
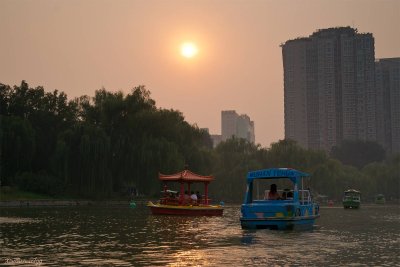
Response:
[330,140,386,169]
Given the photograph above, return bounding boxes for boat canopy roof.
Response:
[344,189,361,194]
[159,170,214,182]
[246,168,309,181]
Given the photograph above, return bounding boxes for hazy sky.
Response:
[1,0,399,147]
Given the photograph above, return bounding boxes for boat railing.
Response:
[160,196,212,206]
[299,190,312,204]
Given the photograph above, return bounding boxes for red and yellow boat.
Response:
[147,170,223,216]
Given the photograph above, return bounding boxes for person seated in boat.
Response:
[281,189,293,200]
[196,191,202,204]
[168,192,179,205]
[184,191,190,204]
[281,189,288,200]
[267,184,281,200]
[166,192,174,204]
[190,191,198,204]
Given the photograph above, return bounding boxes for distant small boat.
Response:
[375,194,386,204]
[147,170,223,216]
[342,189,361,209]
[240,168,320,230]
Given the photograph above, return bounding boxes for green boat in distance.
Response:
[375,194,386,204]
[343,189,361,209]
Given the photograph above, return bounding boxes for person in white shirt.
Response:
[190,191,198,204]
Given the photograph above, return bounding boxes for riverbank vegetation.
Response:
[1,81,399,203]
[0,186,51,201]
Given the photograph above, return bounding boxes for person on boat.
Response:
[184,191,190,204]
[196,191,202,204]
[281,189,288,200]
[267,184,281,200]
[190,191,198,204]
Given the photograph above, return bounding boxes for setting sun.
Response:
[180,42,198,58]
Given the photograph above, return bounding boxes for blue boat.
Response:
[240,168,320,230]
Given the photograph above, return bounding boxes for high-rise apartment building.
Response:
[221,110,255,143]
[221,110,238,141]
[282,27,376,151]
[375,58,400,154]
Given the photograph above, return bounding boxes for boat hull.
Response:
[375,195,385,204]
[240,216,319,230]
[147,202,223,216]
[343,200,360,209]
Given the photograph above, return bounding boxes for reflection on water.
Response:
[0,204,399,266]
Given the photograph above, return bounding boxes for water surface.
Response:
[1,204,399,266]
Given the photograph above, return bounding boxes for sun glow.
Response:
[180,42,198,58]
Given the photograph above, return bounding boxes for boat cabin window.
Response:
[248,178,313,204]
[263,189,294,200]
[343,191,361,201]
[251,178,293,201]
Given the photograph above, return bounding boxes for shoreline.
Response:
[0,199,145,207]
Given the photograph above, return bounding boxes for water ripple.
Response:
[0,205,399,266]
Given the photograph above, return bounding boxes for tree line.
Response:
[1,81,398,202]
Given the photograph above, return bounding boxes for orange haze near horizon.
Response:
[1,0,399,147]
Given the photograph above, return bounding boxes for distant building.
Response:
[221,110,238,141]
[200,128,209,133]
[221,110,255,143]
[375,58,400,154]
[210,134,222,148]
[282,27,377,151]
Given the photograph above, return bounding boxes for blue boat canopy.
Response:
[247,168,309,181]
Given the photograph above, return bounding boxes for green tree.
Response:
[0,116,35,185]
[211,138,262,202]
[331,140,386,169]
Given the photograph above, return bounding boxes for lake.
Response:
[1,203,399,266]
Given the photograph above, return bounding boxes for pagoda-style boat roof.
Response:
[159,170,214,182]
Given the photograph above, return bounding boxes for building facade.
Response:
[221,110,255,143]
[282,27,377,151]
[375,58,400,154]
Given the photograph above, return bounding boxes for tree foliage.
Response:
[0,82,209,198]
[1,81,398,202]
[330,139,386,169]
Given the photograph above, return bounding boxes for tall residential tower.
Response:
[375,58,400,154]
[282,27,376,151]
